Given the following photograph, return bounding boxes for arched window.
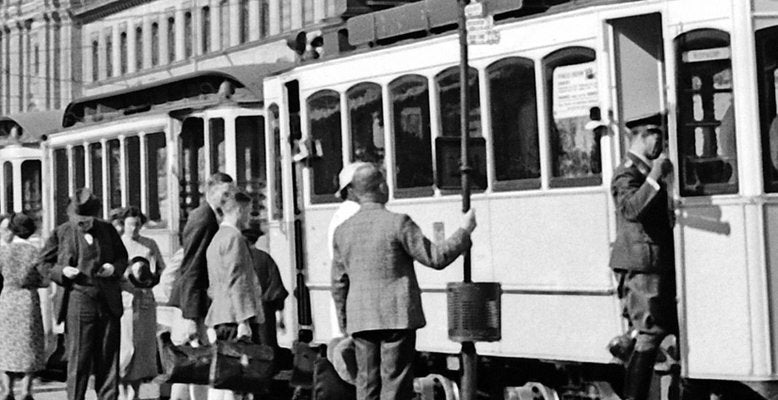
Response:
[135,26,143,71]
[347,82,384,164]
[220,1,230,48]
[543,46,600,187]
[307,90,342,203]
[184,11,193,58]
[120,31,128,74]
[91,40,99,81]
[675,29,737,196]
[240,0,250,43]
[755,26,778,191]
[105,33,113,77]
[151,22,159,66]
[167,17,176,62]
[21,160,41,229]
[436,66,481,137]
[487,57,540,190]
[260,0,269,38]
[389,75,434,197]
[202,7,211,53]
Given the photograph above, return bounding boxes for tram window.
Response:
[347,83,384,164]
[89,143,102,202]
[543,47,601,187]
[436,66,481,137]
[73,145,85,189]
[269,104,283,220]
[487,57,541,191]
[21,160,41,229]
[389,75,434,197]
[127,136,141,209]
[236,116,267,226]
[3,162,12,213]
[209,118,226,174]
[307,90,342,204]
[146,132,167,225]
[755,26,778,192]
[675,30,737,196]
[54,149,69,225]
[107,139,122,209]
[179,117,205,228]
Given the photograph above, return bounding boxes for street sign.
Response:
[464,1,499,45]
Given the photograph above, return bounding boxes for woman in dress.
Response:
[119,206,165,400]
[0,213,45,400]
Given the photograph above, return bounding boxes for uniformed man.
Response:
[608,113,676,400]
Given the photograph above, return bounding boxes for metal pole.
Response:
[458,1,477,399]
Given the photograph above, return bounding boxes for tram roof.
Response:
[63,63,294,128]
[0,109,65,144]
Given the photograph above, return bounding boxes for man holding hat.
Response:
[39,187,128,400]
[608,113,677,400]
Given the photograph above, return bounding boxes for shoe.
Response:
[607,332,636,364]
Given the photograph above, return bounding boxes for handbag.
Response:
[156,331,212,385]
[37,333,68,382]
[209,339,275,392]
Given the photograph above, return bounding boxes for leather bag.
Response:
[209,339,276,392]
[156,331,212,385]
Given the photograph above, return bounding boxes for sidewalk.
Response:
[21,380,160,400]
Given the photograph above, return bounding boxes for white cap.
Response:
[335,161,371,199]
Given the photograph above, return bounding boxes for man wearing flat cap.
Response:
[39,187,128,400]
[608,113,677,400]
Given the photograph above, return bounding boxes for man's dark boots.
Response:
[623,350,658,400]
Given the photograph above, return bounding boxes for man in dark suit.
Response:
[168,172,233,400]
[608,113,676,400]
[331,164,476,400]
[39,188,128,400]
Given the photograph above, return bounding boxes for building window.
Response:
[236,116,267,227]
[3,162,12,213]
[240,0,250,43]
[178,117,205,230]
[91,40,99,81]
[261,0,269,38]
[33,45,39,75]
[54,149,69,225]
[202,7,211,53]
[105,33,113,77]
[543,46,601,187]
[209,118,225,174]
[487,57,541,190]
[185,11,193,58]
[307,90,342,203]
[151,22,159,66]
[220,1,230,48]
[281,0,291,32]
[146,132,167,224]
[347,82,384,164]
[21,160,41,229]
[303,0,314,24]
[135,26,143,71]
[269,104,283,220]
[73,145,85,189]
[120,32,128,74]
[436,66,481,137]
[676,29,737,196]
[108,139,122,209]
[390,75,434,197]
[89,142,102,201]
[167,17,176,62]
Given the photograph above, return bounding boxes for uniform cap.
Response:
[625,112,664,132]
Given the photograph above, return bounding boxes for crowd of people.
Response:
[0,112,680,400]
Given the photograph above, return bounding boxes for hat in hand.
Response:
[128,256,154,288]
[327,336,357,385]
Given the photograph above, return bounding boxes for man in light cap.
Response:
[608,113,677,400]
[331,163,476,400]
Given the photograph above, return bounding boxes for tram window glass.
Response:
[146,132,167,225]
[127,136,141,209]
[3,162,12,213]
[347,83,384,164]
[107,139,122,209]
[73,145,85,189]
[21,160,41,229]
[487,57,540,190]
[179,118,205,227]
[675,30,737,196]
[209,118,226,174]
[54,149,69,225]
[236,116,267,225]
[269,104,283,220]
[89,143,102,201]
[307,90,342,204]
[389,75,434,197]
[436,66,481,137]
[755,26,778,192]
[543,47,601,187]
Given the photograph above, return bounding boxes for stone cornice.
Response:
[71,0,155,23]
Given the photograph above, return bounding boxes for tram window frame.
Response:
[73,145,85,190]
[487,57,541,191]
[236,115,267,227]
[145,132,167,226]
[543,46,602,188]
[756,26,778,192]
[306,89,343,205]
[89,143,103,203]
[389,74,435,198]
[54,149,69,226]
[107,139,122,210]
[268,104,284,220]
[3,162,12,213]
[347,82,385,164]
[675,29,738,196]
[21,160,42,231]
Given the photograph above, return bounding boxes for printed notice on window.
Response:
[552,62,598,119]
